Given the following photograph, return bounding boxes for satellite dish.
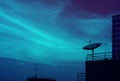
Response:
[83,42,102,61]
[83,43,102,50]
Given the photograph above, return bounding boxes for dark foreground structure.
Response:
[86,59,120,81]
[112,15,120,60]
[85,14,120,81]
[27,77,56,81]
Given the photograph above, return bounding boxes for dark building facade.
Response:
[85,15,120,81]
[112,15,120,59]
[86,60,120,81]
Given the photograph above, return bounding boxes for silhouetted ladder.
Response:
[77,73,85,81]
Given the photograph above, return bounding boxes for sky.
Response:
[0,0,120,81]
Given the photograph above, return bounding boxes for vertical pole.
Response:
[92,49,94,61]
[41,63,44,78]
[104,53,106,60]
[35,64,38,78]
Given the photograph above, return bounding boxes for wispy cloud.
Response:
[0,0,114,64]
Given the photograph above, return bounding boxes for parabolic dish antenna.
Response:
[83,42,102,60]
[83,43,102,50]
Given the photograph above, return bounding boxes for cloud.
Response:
[0,1,10,9]
[77,0,120,15]
[59,0,120,18]
[0,0,113,64]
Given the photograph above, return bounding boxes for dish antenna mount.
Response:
[83,41,102,60]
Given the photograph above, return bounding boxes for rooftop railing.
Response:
[86,52,112,61]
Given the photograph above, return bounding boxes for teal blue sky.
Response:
[0,0,120,65]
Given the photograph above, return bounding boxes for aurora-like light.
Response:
[0,0,113,64]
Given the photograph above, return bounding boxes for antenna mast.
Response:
[34,64,38,78]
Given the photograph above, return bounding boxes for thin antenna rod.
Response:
[34,64,38,78]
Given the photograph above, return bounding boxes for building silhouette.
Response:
[112,15,120,60]
[27,77,55,81]
[85,15,120,81]
[26,64,56,81]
